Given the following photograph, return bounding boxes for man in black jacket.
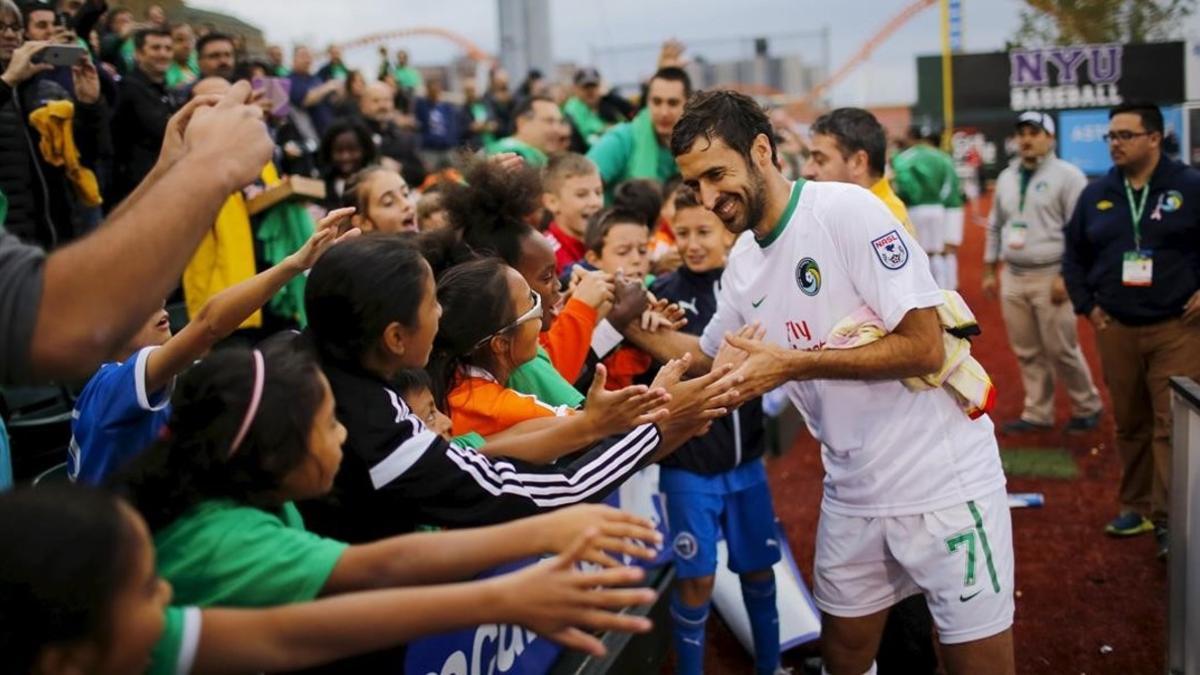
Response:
[110,27,173,205]
[1063,101,1200,557]
[0,3,105,249]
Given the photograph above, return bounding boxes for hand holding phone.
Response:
[33,44,87,67]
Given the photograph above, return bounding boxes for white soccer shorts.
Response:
[813,488,1015,645]
[944,207,965,247]
[907,204,946,254]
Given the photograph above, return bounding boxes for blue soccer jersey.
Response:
[68,346,173,484]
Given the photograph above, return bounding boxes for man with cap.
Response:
[562,67,625,152]
[1063,101,1200,556]
[984,111,1103,437]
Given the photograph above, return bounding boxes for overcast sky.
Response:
[188,0,1200,106]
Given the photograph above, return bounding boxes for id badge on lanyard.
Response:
[1122,250,1153,286]
[1122,179,1154,287]
[1006,221,1027,249]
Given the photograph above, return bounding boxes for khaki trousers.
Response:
[1094,316,1200,523]
[1000,267,1103,425]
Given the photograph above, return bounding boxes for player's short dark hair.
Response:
[196,31,234,56]
[133,26,171,50]
[670,89,777,165]
[1109,100,1164,136]
[810,107,888,178]
[585,208,646,254]
[649,66,693,98]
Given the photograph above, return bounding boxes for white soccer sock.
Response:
[821,662,877,675]
[929,253,947,288]
[944,252,958,290]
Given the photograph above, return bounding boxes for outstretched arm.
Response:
[143,209,358,393]
[324,503,661,593]
[191,530,655,673]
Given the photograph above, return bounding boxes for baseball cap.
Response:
[574,67,602,87]
[1016,111,1055,136]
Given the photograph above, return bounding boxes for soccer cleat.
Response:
[1105,511,1154,537]
[1065,412,1101,433]
[1156,526,1169,559]
[1001,419,1053,434]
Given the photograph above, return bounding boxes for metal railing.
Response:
[1169,376,1200,675]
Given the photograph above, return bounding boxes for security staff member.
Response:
[1062,101,1200,558]
[984,111,1103,435]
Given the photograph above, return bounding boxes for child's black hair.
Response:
[113,343,326,532]
[584,207,647,255]
[0,486,139,673]
[611,178,664,230]
[440,157,543,267]
[425,258,516,409]
[305,233,430,366]
[393,367,434,399]
[318,117,378,178]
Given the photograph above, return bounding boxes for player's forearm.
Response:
[791,315,944,381]
[194,583,505,674]
[30,157,232,379]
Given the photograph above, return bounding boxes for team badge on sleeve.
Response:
[871,230,909,270]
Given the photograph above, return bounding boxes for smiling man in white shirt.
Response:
[624,91,1014,675]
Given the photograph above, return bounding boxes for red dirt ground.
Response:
[694,193,1167,675]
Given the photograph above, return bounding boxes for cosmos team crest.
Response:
[795,257,821,296]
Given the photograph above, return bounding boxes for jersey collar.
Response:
[754,179,804,248]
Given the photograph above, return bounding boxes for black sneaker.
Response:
[1065,412,1101,433]
[1001,419,1054,434]
[1156,526,1169,559]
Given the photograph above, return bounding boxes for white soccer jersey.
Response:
[700,180,1005,517]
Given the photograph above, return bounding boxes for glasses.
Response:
[0,23,21,34]
[472,291,543,350]
[1103,130,1152,143]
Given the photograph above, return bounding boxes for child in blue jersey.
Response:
[68,207,360,484]
[649,187,784,675]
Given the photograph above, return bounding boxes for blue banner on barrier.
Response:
[405,471,672,675]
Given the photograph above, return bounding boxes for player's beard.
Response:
[738,162,768,235]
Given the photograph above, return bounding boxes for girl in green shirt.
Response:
[0,485,657,675]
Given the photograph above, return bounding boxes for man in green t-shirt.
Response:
[587,67,691,199]
[488,95,565,168]
[563,67,621,151]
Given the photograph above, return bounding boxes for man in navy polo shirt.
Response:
[1062,100,1200,558]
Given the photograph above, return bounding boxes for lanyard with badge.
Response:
[1122,178,1154,287]
[1006,169,1032,249]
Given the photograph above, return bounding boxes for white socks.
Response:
[929,253,947,289]
[943,251,958,290]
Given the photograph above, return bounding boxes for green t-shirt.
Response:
[147,606,200,675]
[489,136,548,168]
[393,65,424,91]
[586,116,678,202]
[155,500,346,607]
[507,345,585,408]
[891,144,961,208]
[453,431,486,449]
[164,58,199,89]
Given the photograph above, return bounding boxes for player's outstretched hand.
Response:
[722,331,796,405]
[530,504,663,567]
[493,529,655,657]
[582,364,671,437]
[713,323,765,373]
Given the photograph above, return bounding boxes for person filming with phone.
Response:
[0,0,107,249]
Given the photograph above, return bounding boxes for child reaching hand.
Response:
[68,207,360,484]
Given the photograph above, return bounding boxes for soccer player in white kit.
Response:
[626,91,1015,675]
